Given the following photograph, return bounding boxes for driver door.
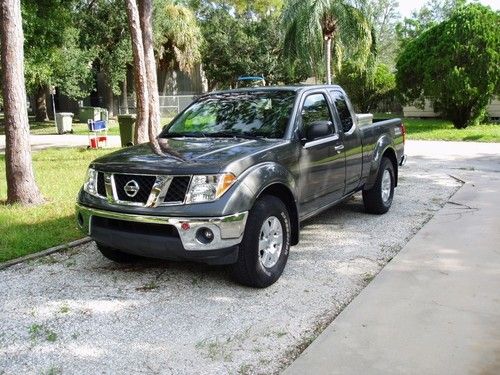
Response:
[298,93,346,213]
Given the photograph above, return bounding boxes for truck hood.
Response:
[92,137,288,175]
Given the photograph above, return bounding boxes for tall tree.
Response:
[1,0,43,205]
[23,0,93,121]
[282,0,373,84]
[78,0,132,118]
[125,0,149,144]
[125,0,161,149]
[396,0,466,47]
[360,0,400,66]
[154,0,202,95]
[199,6,308,89]
[139,0,161,142]
[189,0,283,18]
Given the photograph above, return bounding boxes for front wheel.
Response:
[231,195,291,288]
[362,157,395,214]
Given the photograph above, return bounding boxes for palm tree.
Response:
[282,0,373,84]
[154,1,202,95]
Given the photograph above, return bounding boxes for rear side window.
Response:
[331,91,353,133]
[301,93,333,132]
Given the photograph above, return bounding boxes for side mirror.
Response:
[306,120,333,141]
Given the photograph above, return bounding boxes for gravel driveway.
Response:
[0,151,461,374]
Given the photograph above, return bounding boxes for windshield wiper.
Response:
[162,131,207,138]
[209,131,238,138]
[210,131,267,139]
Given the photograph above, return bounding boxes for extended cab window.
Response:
[301,94,334,136]
[331,91,353,133]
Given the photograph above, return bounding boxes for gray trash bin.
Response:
[55,112,74,134]
[99,108,109,122]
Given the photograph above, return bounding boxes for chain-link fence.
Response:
[119,95,195,119]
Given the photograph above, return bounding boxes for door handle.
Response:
[334,144,345,153]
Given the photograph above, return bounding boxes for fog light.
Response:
[196,227,214,244]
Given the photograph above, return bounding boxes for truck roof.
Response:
[205,84,344,96]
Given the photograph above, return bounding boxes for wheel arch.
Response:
[256,183,300,246]
[382,148,398,187]
[365,144,398,190]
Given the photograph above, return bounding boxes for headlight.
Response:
[83,167,99,197]
[186,173,236,203]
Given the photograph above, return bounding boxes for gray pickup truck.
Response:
[76,85,406,287]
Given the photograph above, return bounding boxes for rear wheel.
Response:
[231,195,291,288]
[96,243,141,263]
[362,157,395,214]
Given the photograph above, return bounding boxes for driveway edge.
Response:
[0,237,92,271]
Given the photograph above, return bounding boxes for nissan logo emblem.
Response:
[124,180,140,198]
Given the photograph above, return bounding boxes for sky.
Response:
[398,0,500,18]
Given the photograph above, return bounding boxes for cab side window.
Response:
[331,91,353,133]
[301,94,333,136]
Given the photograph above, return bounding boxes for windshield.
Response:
[161,91,296,139]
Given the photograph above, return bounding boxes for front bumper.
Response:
[76,204,248,263]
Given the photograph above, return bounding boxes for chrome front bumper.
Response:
[76,204,248,251]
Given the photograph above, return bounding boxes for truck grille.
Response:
[92,172,192,206]
[114,174,156,204]
[164,176,191,203]
[97,172,106,197]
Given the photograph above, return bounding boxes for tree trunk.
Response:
[125,0,149,144]
[104,77,114,118]
[324,37,332,85]
[163,69,177,96]
[138,0,161,147]
[0,0,43,205]
[122,78,129,115]
[34,85,48,122]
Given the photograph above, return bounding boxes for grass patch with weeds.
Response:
[43,366,62,375]
[29,323,57,343]
[238,363,253,375]
[0,147,116,262]
[59,304,70,314]
[362,272,376,283]
[136,280,159,292]
[195,338,232,362]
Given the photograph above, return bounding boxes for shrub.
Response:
[337,62,396,113]
[396,4,500,128]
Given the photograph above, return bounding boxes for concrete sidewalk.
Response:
[0,134,121,153]
[284,170,500,374]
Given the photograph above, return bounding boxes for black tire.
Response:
[362,157,395,214]
[231,195,291,288]
[96,242,141,263]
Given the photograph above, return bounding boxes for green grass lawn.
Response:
[374,115,500,142]
[403,118,500,142]
[0,118,121,136]
[0,147,116,262]
[0,115,173,136]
